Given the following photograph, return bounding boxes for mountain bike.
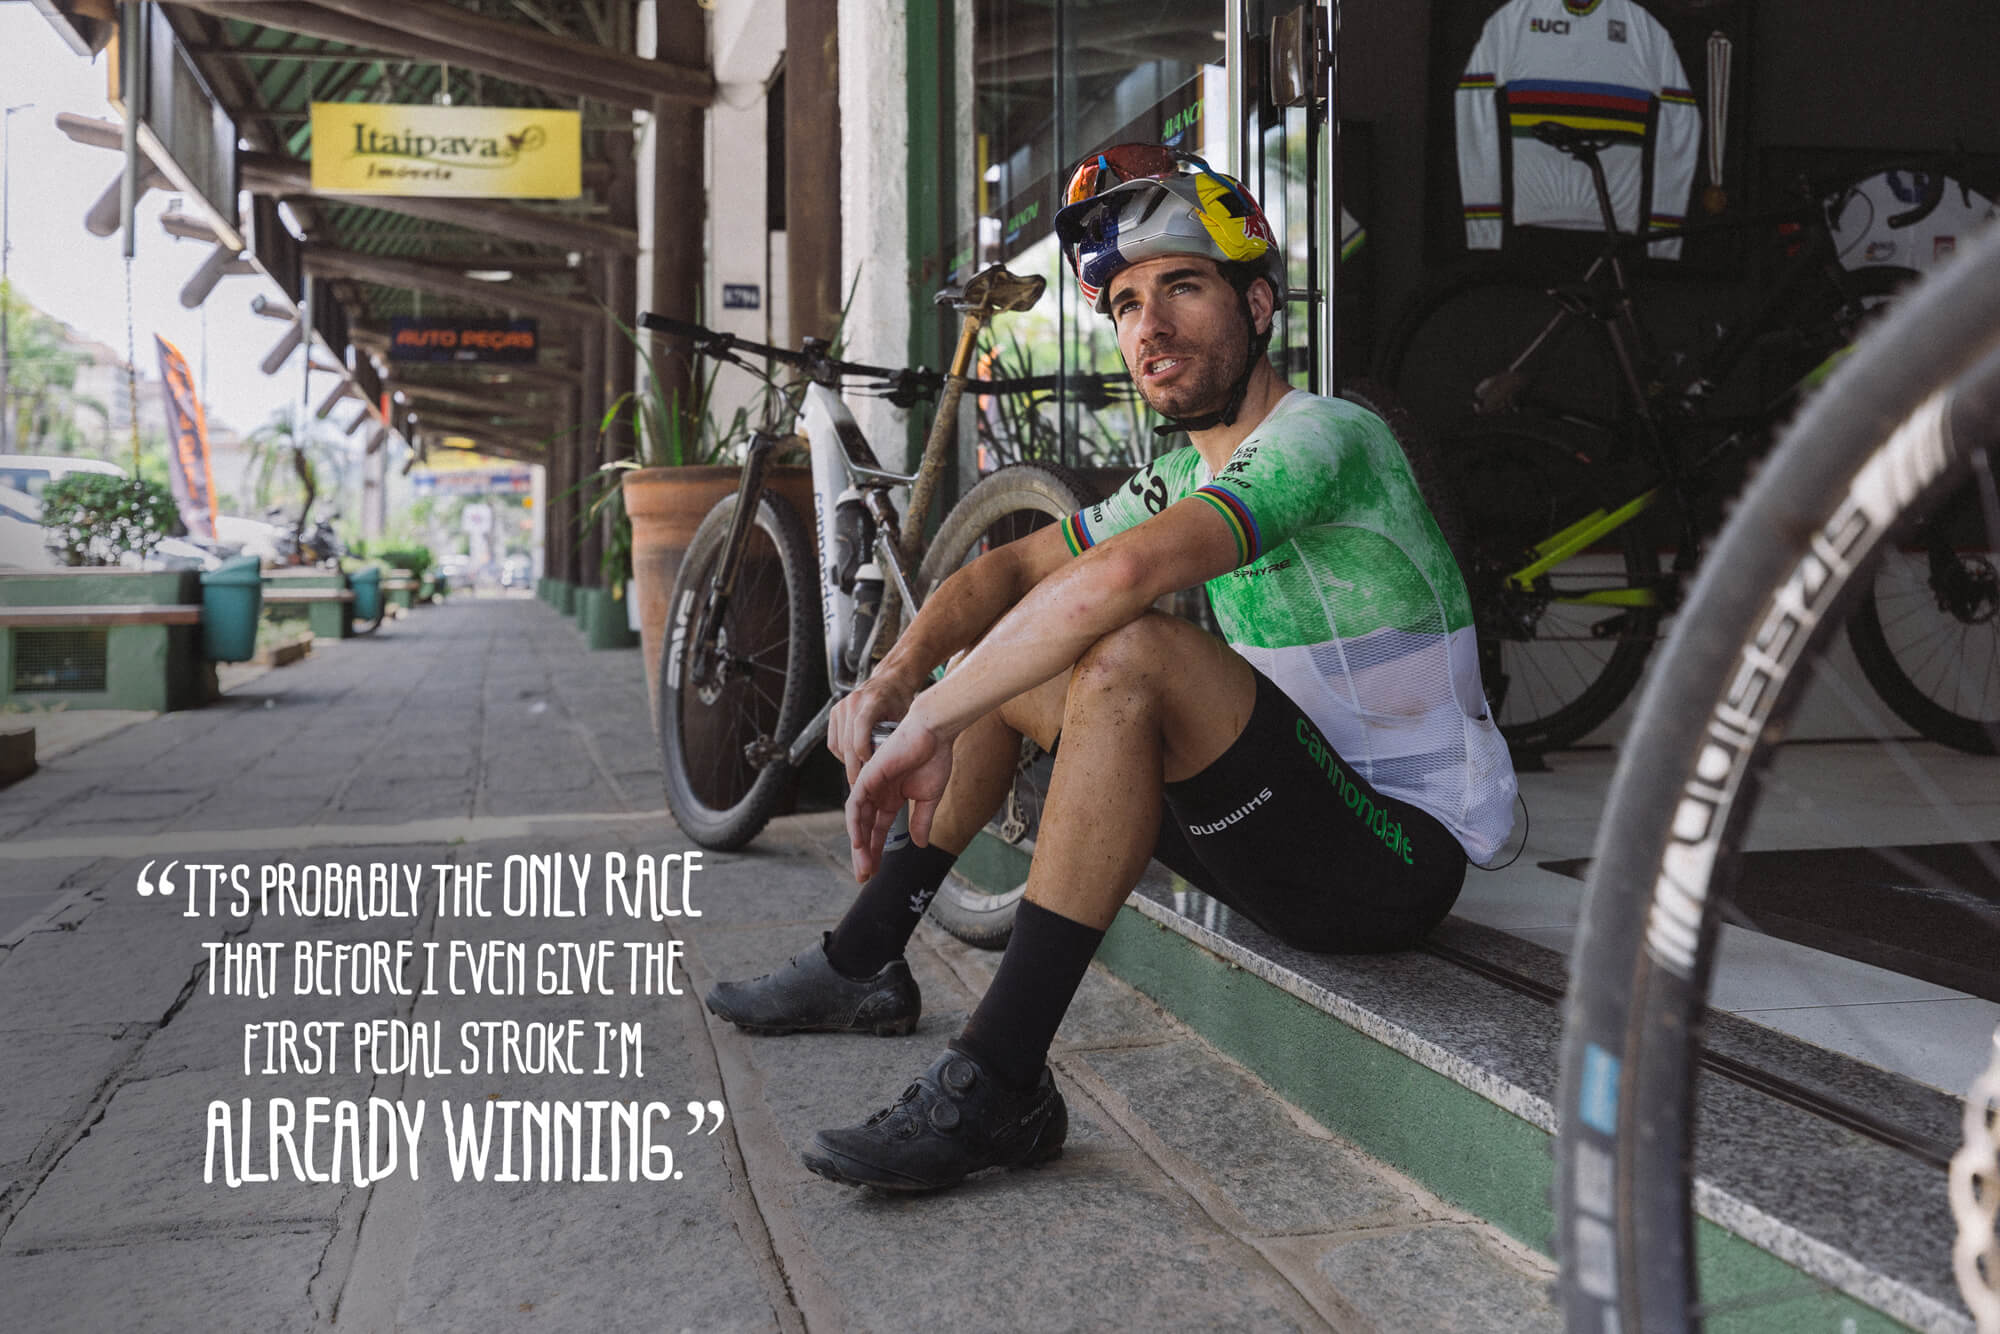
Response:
[643,276,1452,949]
[641,265,1102,945]
[1377,125,1997,756]
[1554,222,2000,1333]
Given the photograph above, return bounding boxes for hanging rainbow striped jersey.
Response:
[1060,392,1519,862]
[1456,0,1699,258]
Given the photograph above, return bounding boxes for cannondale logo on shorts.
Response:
[1186,788,1274,836]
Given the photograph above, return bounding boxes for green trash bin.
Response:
[200,555,264,662]
[349,566,384,624]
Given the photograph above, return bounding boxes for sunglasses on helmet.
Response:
[1062,143,1254,216]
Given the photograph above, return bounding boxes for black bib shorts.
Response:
[1147,670,1468,953]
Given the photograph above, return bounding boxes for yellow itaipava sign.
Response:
[310,103,581,198]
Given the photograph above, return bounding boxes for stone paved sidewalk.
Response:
[0,598,1558,1332]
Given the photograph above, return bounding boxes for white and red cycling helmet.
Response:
[1054,143,1283,314]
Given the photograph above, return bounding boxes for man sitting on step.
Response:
[706,144,1517,1192]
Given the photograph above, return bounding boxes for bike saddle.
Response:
[1531,121,1617,159]
[936,264,1046,315]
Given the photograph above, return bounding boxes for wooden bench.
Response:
[0,598,209,711]
[261,577,355,639]
[0,604,201,628]
[381,571,421,610]
[260,588,355,604]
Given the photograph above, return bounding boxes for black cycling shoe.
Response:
[703,933,920,1036]
[800,1048,1067,1192]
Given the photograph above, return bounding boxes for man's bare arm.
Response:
[877,520,1073,684]
[825,521,1072,780]
[905,496,1242,739]
[845,496,1245,868]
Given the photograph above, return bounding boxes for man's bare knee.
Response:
[1067,614,1256,779]
[1073,612,1180,687]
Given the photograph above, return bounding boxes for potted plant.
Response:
[577,483,640,650]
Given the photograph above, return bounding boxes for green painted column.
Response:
[904,0,957,502]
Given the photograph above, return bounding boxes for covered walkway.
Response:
[0,600,1558,1331]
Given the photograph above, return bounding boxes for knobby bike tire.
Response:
[1844,473,2000,754]
[1556,226,2000,1334]
[1373,262,1631,434]
[659,489,820,851]
[914,462,1098,950]
[1439,420,1662,754]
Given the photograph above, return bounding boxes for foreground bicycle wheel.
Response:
[1557,227,2000,1332]
[915,462,1097,949]
[659,489,819,850]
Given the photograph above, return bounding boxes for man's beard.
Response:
[1133,343,1243,420]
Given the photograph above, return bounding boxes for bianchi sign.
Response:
[309,103,581,199]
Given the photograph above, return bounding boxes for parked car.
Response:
[0,484,51,568]
[0,483,218,571]
[143,536,222,572]
[0,454,125,500]
[212,514,290,562]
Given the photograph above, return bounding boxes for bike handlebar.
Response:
[1528,120,1980,250]
[638,311,1134,406]
[642,310,942,408]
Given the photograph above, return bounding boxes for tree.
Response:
[243,405,354,535]
[0,280,104,454]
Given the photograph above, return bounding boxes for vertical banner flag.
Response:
[154,336,221,540]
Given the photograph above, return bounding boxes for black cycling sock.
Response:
[951,899,1105,1090]
[823,826,959,979]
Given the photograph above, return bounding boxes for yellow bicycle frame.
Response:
[1505,489,1661,607]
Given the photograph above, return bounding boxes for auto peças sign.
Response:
[309,103,581,199]
[388,318,539,364]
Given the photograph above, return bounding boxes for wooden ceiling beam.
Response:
[176,0,712,110]
[424,436,545,463]
[173,1,647,110]
[414,414,554,457]
[302,245,602,324]
[305,0,711,106]
[394,379,548,415]
[243,152,638,255]
[415,407,554,435]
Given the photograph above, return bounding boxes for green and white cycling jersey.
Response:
[1060,391,1518,862]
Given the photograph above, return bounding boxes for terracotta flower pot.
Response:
[623,464,816,731]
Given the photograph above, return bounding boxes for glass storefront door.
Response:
[1237,0,1368,397]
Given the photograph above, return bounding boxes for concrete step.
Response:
[689,812,1562,1331]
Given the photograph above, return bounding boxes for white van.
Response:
[0,454,125,500]
[0,484,49,568]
